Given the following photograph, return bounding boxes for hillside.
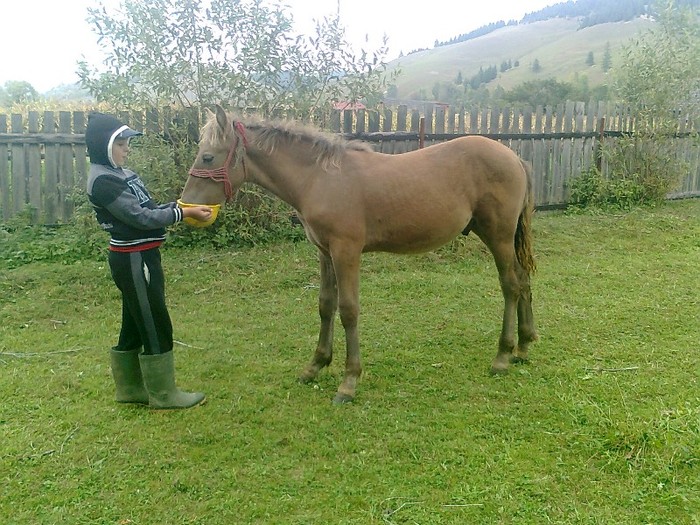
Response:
[387,16,655,100]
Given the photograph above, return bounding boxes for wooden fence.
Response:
[1,102,699,224]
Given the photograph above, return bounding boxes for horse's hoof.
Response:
[332,393,354,405]
[510,355,529,365]
[489,365,509,376]
[298,369,318,384]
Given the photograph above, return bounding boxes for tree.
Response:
[503,78,573,107]
[595,0,700,205]
[601,42,612,71]
[0,81,39,107]
[616,2,700,131]
[586,51,595,66]
[77,0,392,118]
[531,59,542,73]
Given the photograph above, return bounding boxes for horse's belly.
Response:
[365,223,463,254]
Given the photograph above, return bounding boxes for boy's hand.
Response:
[182,206,213,222]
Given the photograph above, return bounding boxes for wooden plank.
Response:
[447,107,457,134]
[570,103,585,197]
[343,110,353,134]
[409,110,420,151]
[394,106,407,153]
[532,122,547,206]
[489,107,500,135]
[329,109,341,133]
[382,109,393,152]
[27,112,42,223]
[547,106,560,205]
[502,107,511,135]
[396,105,407,132]
[73,111,88,191]
[11,114,26,218]
[43,112,59,224]
[58,112,74,221]
[512,106,521,153]
[435,106,445,136]
[559,102,574,202]
[469,108,479,134]
[582,102,595,174]
[597,101,609,178]
[0,114,8,220]
[356,109,366,134]
[479,107,489,134]
[424,105,434,147]
[521,108,533,167]
[383,109,393,132]
[368,110,379,133]
[534,106,543,134]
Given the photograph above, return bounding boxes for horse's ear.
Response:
[215,104,228,133]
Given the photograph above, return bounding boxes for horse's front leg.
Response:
[329,246,362,404]
[299,251,337,383]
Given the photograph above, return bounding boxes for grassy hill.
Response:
[387,17,655,100]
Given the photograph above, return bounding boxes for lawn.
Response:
[1,200,698,524]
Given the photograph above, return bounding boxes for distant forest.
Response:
[434,0,699,49]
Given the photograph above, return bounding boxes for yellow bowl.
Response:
[177,199,221,228]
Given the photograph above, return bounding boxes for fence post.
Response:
[419,117,425,149]
[11,114,25,219]
[0,114,8,220]
[43,112,58,224]
[595,117,606,173]
[27,112,41,223]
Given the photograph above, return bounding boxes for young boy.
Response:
[86,112,211,409]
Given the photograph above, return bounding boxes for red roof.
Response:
[332,101,367,110]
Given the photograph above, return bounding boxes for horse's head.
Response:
[180,105,247,221]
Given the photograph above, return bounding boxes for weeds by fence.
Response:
[1,101,698,224]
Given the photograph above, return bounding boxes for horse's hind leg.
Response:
[474,226,520,374]
[490,248,521,374]
[299,251,337,383]
[513,265,538,363]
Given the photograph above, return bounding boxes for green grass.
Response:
[1,200,699,524]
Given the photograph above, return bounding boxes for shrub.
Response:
[570,135,687,210]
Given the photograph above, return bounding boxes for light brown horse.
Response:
[181,105,538,404]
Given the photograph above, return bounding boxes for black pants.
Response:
[108,248,173,355]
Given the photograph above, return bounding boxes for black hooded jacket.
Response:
[85,112,183,251]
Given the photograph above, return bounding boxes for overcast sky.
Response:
[2,0,557,92]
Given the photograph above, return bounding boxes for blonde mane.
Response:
[200,113,373,168]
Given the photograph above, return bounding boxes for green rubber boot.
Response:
[139,352,206,409]
[110,348,149,405]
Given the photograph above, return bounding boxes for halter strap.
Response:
[188,121,247,202]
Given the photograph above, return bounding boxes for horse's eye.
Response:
[202,153,215,163]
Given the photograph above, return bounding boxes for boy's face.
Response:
[112,138,130,167]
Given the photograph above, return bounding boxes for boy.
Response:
[86,112,211,409]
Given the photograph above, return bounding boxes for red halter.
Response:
[188,122,248,203]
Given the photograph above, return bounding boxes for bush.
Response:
[570,167,645,210]
[570,135,687,210]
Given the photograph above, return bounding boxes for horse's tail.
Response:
[515,159,536,275]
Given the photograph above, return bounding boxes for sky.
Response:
[1,0,557,93]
